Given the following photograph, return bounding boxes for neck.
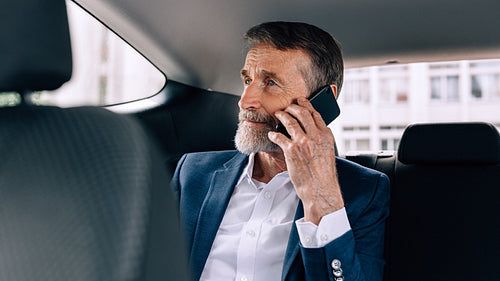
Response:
[252,150,287,184]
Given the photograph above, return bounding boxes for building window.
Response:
[343,126,370,131]
[342,126,371,152]
[471,74,500,100]
[344,140,352,152]
[342,79,370,104]
[356,139,370,150]
[344,139,371,151]
[380,77,409,103]
[429,63,459,70]
[380,125,406,131]
[430,75,459,102]
[379,125,404,150]
[381,138,400,150]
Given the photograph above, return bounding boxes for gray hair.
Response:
[244,21,344,95]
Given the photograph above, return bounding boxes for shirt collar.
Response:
[236,153,256,186]
[236,153,290,188]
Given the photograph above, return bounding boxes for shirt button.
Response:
[264,191,272,199]
[335,277,344,281]
[331,259,341,270]
[321,234,329,241]
[246,229,256,237]
[304,236,312,245]
[240,276,248,281]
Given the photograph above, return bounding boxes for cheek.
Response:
[262,94,293,116]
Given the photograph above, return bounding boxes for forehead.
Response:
[242,42,311,76]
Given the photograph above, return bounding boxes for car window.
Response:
[331,59,500,154]
[0,1,165,108]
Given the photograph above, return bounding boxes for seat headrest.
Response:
[0,0,72,93]
[398,122,500,165]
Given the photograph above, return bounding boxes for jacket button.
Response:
[333,268,343,277]
[331,259,341,270]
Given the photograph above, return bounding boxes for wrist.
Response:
[303,198,344,225]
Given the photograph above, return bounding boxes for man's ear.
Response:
[329,84,338,99]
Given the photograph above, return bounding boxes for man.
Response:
[172,21,390,281]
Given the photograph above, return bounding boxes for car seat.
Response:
[0,0,189,280]
[387,122,500,281]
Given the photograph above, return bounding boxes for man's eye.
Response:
[244,79,251,85]
[268,80,276,86]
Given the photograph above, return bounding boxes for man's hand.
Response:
[268,97,344,225]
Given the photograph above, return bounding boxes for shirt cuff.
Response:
[295,207,351,248]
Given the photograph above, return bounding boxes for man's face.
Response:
[235,42,311,154]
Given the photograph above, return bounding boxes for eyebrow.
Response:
[239,69,285,85]
[240,69,249,78]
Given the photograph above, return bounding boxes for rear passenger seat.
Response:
[346,150,396,280]
[346,122,500,281]
[346,150,396,184]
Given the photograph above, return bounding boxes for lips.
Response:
[243,119,266,126]
[239,110,276,131]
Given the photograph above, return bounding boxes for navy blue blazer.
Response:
[172,150,390,281]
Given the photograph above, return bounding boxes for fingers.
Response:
[274,110,307,138]
[268,130,290,148]
[274,97,328,140]
[296,97,329,130]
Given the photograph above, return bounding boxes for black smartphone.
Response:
[275,86,341,137]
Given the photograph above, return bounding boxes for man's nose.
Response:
[238,83,262,110]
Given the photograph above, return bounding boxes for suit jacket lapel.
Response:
[282,200,304,281]
[190,152,248,281]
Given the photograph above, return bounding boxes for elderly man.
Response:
[172,21,390,281]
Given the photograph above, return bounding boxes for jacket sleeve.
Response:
[300,173,390,281]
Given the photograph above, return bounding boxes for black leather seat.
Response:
[134,80,240,174]
[387,122,500,281]
[0,0,189,280]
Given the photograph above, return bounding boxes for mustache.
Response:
[239,110,276,125]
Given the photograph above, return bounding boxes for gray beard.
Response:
[234,110,280,155]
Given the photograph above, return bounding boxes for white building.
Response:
[331,60,500,154]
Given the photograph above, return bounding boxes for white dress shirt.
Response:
[200,153,351,281]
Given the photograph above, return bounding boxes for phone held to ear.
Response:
[275,85,341,138]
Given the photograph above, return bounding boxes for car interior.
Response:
[1,0,499,280]
[0,1,189,280]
